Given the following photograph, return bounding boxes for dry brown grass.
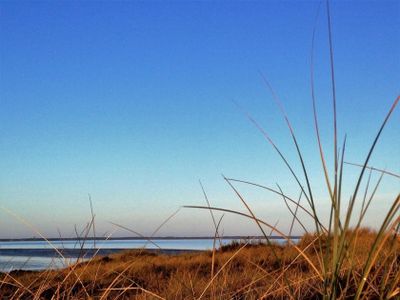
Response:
[0,229,398,299]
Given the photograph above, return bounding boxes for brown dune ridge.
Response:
[0,228,398,299]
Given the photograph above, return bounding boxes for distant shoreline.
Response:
[0,248,202,258]
[0,236,300,242]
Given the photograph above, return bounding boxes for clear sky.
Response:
[0,1,399,238]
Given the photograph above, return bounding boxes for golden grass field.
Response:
[0,228,398,299]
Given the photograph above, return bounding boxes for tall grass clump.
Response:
[186,2,399,299]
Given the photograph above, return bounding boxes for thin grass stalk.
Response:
[111,272,167,300]
[1,206,67,262]
[67,232,117,296]
[385,259,400,299]
[344,161,400,180]
[354,196,400,299]
[379,222,400,298]
[110,208,181,250]
[326,0,338,182]
[343,95,399,232]
[197,242,249,300]
[337,136,346,229]
[199,180,222,247]
[226,178,327,232]
[367,220,400,298]
[184,205,323,280]
[2,273,36,298]
[224,174,305,298]
[269,219,280,236]
[224,176,273,242]
[89,194,96,248]
[235,101,314,213]
[211,215,224,277]
[367,237,398,298]
[351,217,400,298]
[335,96,399,291]
[276,184,308,234]
[211,214,224,299]
[310,1,334,202]
[358,172,385,226]
[340,169,385,295]
[326,135,347,297]
[260,233,323,299]
[360,169,373,216]
[233,260,281,296]
[101,209,181,299]
[1,206,91,299]
[223,175,298,296]
[259,72,322,238]
[325,3,341,298]
[289,190,303,237]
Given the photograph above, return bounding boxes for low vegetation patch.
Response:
[0,230,398,299]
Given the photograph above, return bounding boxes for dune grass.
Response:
[1,1,399,299]
[0,229,398,299]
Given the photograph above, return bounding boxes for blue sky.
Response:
[0,1,399,238]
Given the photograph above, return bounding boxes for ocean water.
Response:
[0,255,71,272]
[0,237,296,272]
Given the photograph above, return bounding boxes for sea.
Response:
[0,237,298,272]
